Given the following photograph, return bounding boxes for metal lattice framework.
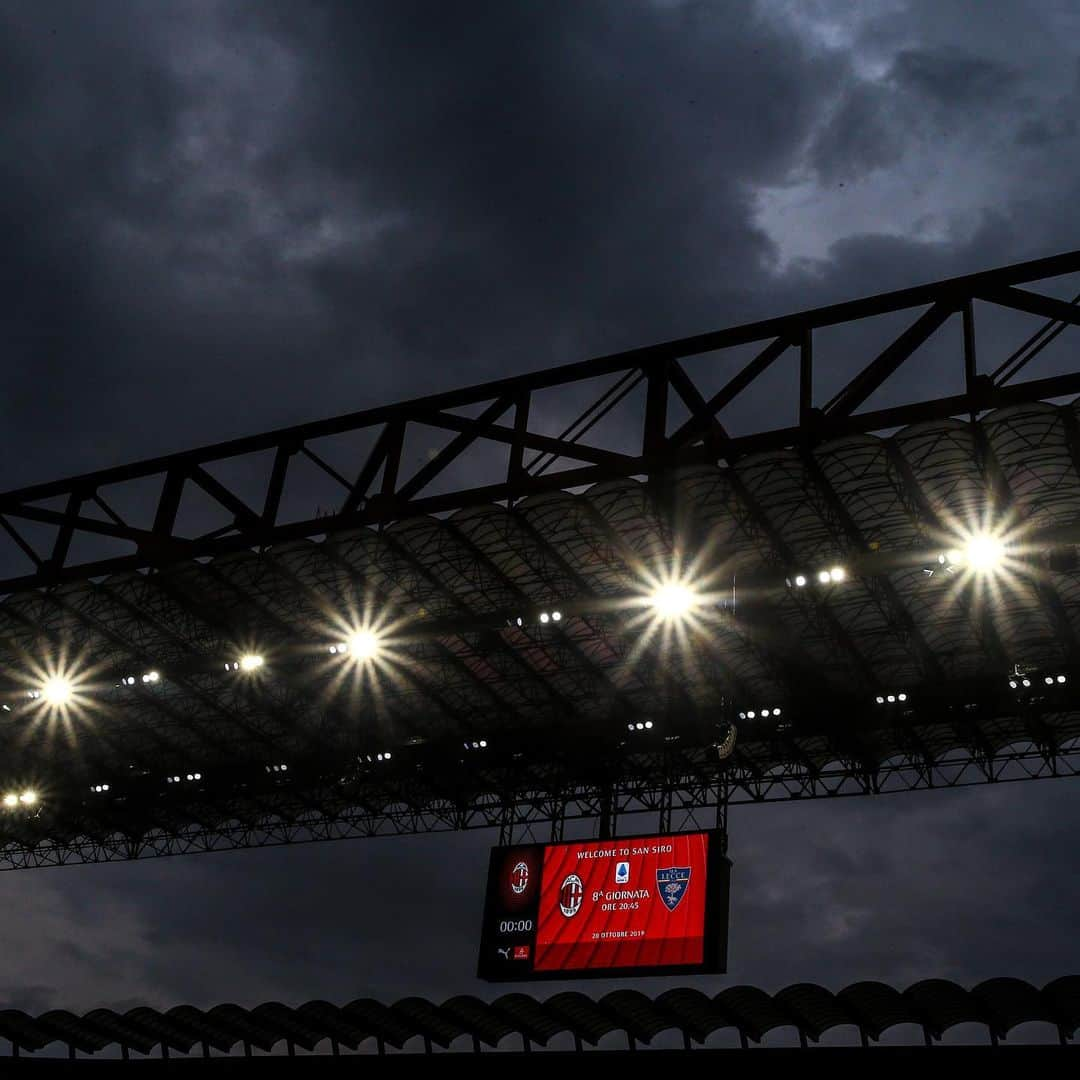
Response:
[1,251,1080,869]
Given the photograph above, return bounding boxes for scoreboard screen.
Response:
[477,830,730,981]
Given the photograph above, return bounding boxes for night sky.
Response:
[1,0,1079,1048]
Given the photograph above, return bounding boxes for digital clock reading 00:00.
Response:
[498,919,534,934]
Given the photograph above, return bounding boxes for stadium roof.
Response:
[0,251,1079,866]
[0,977,1076,1057]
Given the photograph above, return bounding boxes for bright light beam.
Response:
[41,677,73,706]
[965,533,1005,572]
[650,582,697,620]
[347,630,381,661]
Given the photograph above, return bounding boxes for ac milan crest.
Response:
[559,873,584,917]
[509,859,529,894]
[656,866,691,911]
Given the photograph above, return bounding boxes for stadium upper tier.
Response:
[0,252,1078,867]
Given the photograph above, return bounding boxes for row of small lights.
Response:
[513,610,563,628]
[1011,673,1068,688]
[737,707,782,720]
[26,668,1077,803]
[788,567,846,588]
[119,672,160,687]
[788,537,1010,591]
[75,667,1074,794]
[22,651,274,710]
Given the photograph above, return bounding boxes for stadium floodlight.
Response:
[551,611,562,622]
[794,574,807,587]
[2,794,16,808]
[964,533,1005,572]
[347,630,380,661]
[19,791,36,806]
[41,677,72,706]
[239,654,264,672]
[817,570,831,584]
[650,582,697,619]
[829,566,846,583]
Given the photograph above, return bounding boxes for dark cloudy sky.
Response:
[1,0,1079,1049]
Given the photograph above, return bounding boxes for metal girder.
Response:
[0,251,1078,593]
[0,738,1077,870]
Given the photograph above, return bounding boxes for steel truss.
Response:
[0,251,1078,593]
[0,738,1077,869]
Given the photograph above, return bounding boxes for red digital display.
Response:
[534,832,708,971]
[477,830,730,981]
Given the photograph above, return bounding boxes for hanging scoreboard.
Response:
[477,830,730,981]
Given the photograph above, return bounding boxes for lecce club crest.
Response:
[655,866,691,912]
